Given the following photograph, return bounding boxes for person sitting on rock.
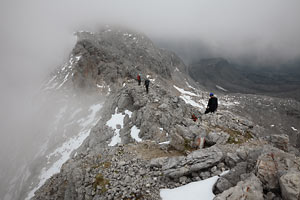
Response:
[205,93,218,114]
[137,74,141,85]
[144,78,150,94]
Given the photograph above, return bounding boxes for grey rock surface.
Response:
[206,131,230,145]
[214,174,264,200]
[265,134,289,152]
[279,171,300,200]
[151,146,223,179]
[256,149,300,191]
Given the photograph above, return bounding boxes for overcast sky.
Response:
[1,0,300,75]
[0,0,300,138]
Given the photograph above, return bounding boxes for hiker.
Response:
[144,79,150,93]
[205,93,218,114]
[137,74,141,85]
[192,114,198,122]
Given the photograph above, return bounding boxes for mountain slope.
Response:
[188,58,300,101]
[19,27,300,200]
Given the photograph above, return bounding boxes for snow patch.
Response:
[186,82,196,91]
[57,72,70,89]
[174,85,197,96]
[179,95,204,109]
[159,141,170,145]
[131,126,142,142]
[160,171,228,200]
[97,84,105,88]
[25,103,102,200]
[77,104,102,127]
[173,85,205,109]
[216,85,228,92]
[107,87,111,95]
[25,131,90,200]
[108,109,132,146]
[219,100,240,107]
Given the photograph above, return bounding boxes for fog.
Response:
[0,0,300,197]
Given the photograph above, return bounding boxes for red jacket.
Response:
[192,114,198,122]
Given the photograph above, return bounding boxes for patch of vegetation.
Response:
[184,138,196,152]
[226,128,253,144]
[212,125,253,144]
[102,161,111,169]
[93,173,110,193]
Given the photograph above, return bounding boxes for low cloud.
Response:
[1,0,300,165]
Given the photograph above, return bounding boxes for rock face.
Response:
[265,134,289,152]
[150,146,223,179]
[206,131,230,145]
[279,171,300,200]
[29,27,300,200]
[255,150,300,191]
[214,174,264,200]
[71,28,186,92]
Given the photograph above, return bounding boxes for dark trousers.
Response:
[205,108,216,114]
[145,85,149,93]
[138,80,141,85]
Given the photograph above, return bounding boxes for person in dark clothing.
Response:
[137,74,141,85]
[144,79,150,93]
[205,93,218,114]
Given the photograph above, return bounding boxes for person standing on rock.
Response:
[205,93,218,114]
[137,74,141,85]
[144,78,150,94]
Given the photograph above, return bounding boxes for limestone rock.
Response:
[213,162,248,194]
[206,131,230,145]
[225,152,242,168]
[170,132,186,152]
[214,174,264,200]
[266,134,289,152]
[279,171,300,200]
[152,146,223,179]
[255,150,300,191]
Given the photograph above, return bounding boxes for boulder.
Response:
[213,162,248,194]
[117,92,133,110]
[187,147,223,172]
[266,134,289,152]
[255,150,300,191]
[225,152,242,168]
[206,131,230,145]
[279,171,300,200]
[155,146,223,178]
[158,103,168,110]
[256,153,280,190]
[214,174,264,200]
[149,157,169,168]
[169,132,185,152]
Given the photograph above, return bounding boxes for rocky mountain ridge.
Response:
[28,27,300,200]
